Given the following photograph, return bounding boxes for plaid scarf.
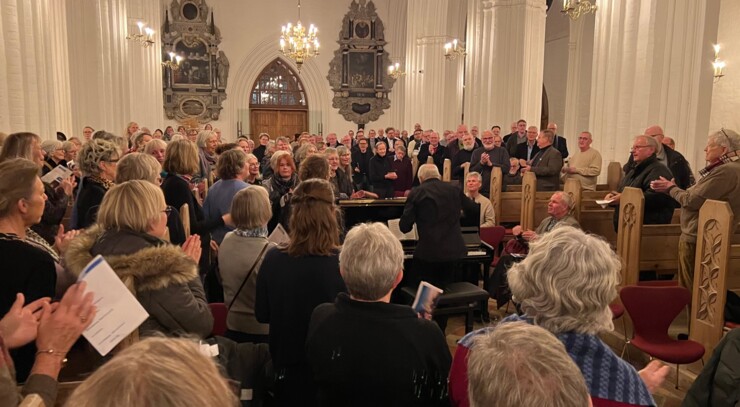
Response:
[698,150,740,178]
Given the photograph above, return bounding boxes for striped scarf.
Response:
[698,150,740,178]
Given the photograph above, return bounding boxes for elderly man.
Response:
[505,119,528,157]
[606,135,675,232]
[262,136,292,179]
[522,129,563,191]
[623,125,694,189]
[546,122,569,159]
[466,322,590,407]
[450,132,477,181]
[651,128,740,292]
[514,126,540,163]
[465,172,495,227]
[325,133,340,148]
[417,131,446,178]
[502,121,518,144]
[351,137,372,190]
[562,131,602,191]
[400,164,478,307]
[306,223,451,406]
[470,130,511,196]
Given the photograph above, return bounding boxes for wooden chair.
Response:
[180,203,190,236]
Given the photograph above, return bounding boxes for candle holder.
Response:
[127,21,155,47]
[444,39,466,61]
[713,44,726,83]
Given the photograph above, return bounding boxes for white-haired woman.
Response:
[40,140,66,175]
[651,128,740,291]
[450,227,669,407]
[65,180,213,338]
[73,139,121,229]
[196,130,219,184]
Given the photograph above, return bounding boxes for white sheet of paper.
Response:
[77,255,149,356]
[595,199,615,209]
[40,164,72,185]
[268,223,290,245]
[387,218,417,241]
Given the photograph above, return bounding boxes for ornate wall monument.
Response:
[162,0,228,123]
[327,0,395,124]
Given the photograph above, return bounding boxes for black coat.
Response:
[400,178,478,261]
[613,155,676,231]
[73,177,108,230]
[623,145,695,190]
[368,154,394,198]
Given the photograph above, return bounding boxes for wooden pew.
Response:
[616,187,682,286]
[443,158,452,182]
[507,161,624,193]
[690,200,740,358]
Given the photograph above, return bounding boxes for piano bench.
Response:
[401,282,490,334]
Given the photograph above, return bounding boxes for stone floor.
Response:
[444,299,702,407]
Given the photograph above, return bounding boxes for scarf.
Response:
[25,228,60,263]
[459,314,656,406]
[87,175,114,191]
[270,174,297,196]
[698,150,740,178]
[234,227,268,238]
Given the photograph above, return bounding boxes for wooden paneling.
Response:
[249,109,307,142]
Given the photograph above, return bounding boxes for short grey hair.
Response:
[40,140,62,156]
[417,163,440,182]
[636,135,659,152]
[339,222,404,301]
[552,191,575,212]
[468,322,590,407]
[710,128,740,151]
[508,226,620,335]
[196,130,217,148]
[78,139,121,177]
[115,153,161,184]
[466,171,482,183]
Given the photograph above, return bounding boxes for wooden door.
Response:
[250,109,307,141]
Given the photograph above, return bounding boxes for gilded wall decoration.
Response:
[326,0,395,124]
[162,0,228,123]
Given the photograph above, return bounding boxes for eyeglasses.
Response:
[631,145,651,150]
[720,128,732,146]
[163,206,173,216]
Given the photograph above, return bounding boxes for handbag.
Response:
[228,242,270,311]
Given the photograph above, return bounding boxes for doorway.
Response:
[249,59,308,141]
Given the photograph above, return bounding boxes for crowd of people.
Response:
[0,120,739,406]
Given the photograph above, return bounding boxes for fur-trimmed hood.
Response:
[64,225,198,292]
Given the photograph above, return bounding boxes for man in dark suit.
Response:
[514,126,541,163]
[400,164,479,294]
[522,129,564,191]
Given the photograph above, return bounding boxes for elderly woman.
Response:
[450,227,668,407]
[262,150,298,232]
[65,337,238,407]
[390,145,413,197]
[0,158,57,382]
[326,147,354,199]
[465,171,495,227]
[66,180,213,338]
[143,138,167,165]
[244,153,262,186]
[123,121,139,143]
[130,131,153,153]
[651,128,740,291]
[203,149,249,245]
[196,130,219,183]
[161,139,229,248]
[73,139,121,229]
[62,140,79,163]
[40,140,66,175]
[295,143,318,169]
[219,187,273,344]
[368,141,396,198]
[256,179,346,406]
[115,152,162,185]
[237,137,252,155]
[1,133,75,244]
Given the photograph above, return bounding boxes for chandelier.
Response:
[561,0,597,21]
[388,62,406,79]
[279,0,319,73]
[162,52,183,71]
[127,21,155,47]
[444,39,466,61]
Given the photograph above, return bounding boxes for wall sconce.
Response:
[561,0,597,21]
[713,44,726,83]
[162,52,183,71]
[127,21,155,47]
[388,62,406,79]
[444,39,466,60]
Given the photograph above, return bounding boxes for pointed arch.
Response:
[249,59,308,110]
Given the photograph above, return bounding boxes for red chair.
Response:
[209,302,228,337]
[609,302,629,358]
[637,280,678,287]
[620,286,705,389]
[480,226,506,267]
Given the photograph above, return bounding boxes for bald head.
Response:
[644,125,665,142]
[662,136,675,150]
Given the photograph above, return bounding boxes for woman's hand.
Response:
[182,235,202,263]
[0,294,49,349]
[385,172,398,180]
[639,360,671,393]
[54,225,81,254]
[59,176,77,196]
[36,282,95,355]
[222,213,233,227]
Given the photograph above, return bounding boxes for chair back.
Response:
[180,203,190,236]
[209,302,228,337]
[480,226,506,252]
[620,285,690,342]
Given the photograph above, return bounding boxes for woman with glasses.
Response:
[244,153,262,186]
[40,140,67,175]
[66,180,213,338]
[73,139,121,229]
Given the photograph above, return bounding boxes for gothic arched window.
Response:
[250,59,307,109]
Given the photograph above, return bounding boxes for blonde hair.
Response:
[78,139,121,177]
[144,139,167,155]
[196,130,218,148]
[115,153,162,184]
[97,180,166,234]
[163,139,199,175]
[65,337,238,407]
[0,158,41,218]
[0,132,41,162]
[231,187,271,229]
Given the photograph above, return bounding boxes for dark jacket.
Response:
[400,178,478,261]
[390,156,413,193]
[682,328,740,407]
[32,182,70,244]
[368,154,394,198]
[417,143,446,176]
[65,226,213,338]
[530,145,563,191]
[73,177,108,229]
[450,148,474,181]
[306,293,451,407]
[623,145,695,190]
[613,155,676,231]
[514,141,540,162]
[351,149,372,187]
[553,134,569,159]
[161,174,224,243]
[469,146,511,195]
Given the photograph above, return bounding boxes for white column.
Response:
[0,0,73,139]
[562,15,594,142]
[589,0,720,170]
[464,0,547,130]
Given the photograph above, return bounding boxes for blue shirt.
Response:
[203,179,249,244]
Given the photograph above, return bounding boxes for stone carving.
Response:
[162,0,228,123]
[696,219,722,324]
[327,0,395,124]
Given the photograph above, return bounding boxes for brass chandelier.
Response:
[279,0,320,72]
